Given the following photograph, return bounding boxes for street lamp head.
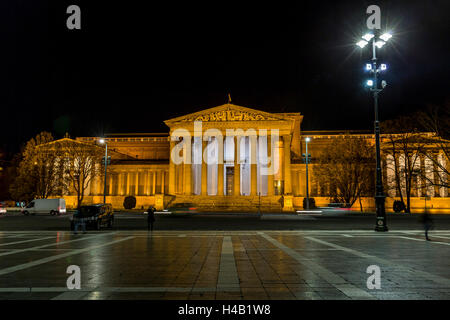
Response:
[356,40,368,48]
[362,33,374,41]
[379,33,392,42]
[365,63,372,71]
[374,40,385,48]
[380,64,387,71]
[305,137,311,142]
[99,138,105,144]
[366,79,374,87]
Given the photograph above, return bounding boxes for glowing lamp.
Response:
[362,33,374,41]
[356,40,368,48]
[379,33,392,42]
[374,41,385,48]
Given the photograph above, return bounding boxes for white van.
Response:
[22,199,66,216]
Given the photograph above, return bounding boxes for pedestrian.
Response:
[73,209,87,235]
[420,211,433,241]
[147,206,156,231]
[74,218,87,234]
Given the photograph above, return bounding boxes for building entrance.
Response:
[226,167,234,195]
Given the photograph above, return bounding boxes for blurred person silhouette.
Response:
[147,206,156,232]
[420,211,433,241]
[73,209,87,235]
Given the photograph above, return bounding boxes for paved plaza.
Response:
[0,229,449,300]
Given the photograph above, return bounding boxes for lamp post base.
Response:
[375,218,389,232]
[374,195,388,232]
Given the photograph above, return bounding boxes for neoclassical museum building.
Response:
[63,103,449,213]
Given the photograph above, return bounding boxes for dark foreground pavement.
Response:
[1,212,449,300]
[0,229,449,300]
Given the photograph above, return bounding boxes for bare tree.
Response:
[381,115,428,213]
[417,102,450,189]
[314,136,375,208]
[51,138,104,208]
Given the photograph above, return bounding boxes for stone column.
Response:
[184,136,192,195]
[152,171,156,195]
[201,139,208,195]
[118,172,123,196]
[234,135,241,196]
[386,154,395,197]
[109,174,114,195]
[267,134,274,196]
[425,156,434,196]
[143,170,147,196]
[298,170,303,196]
[283,135,292,194]
[250,134,258,196]
[169,139,176,194]
[438,153,448,197]
[145,171,150,196]
[126,172,130,195]
[135,171,139,195]
[217,135,224,196]
[161,171,165,195]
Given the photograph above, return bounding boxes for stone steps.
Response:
[167,195,283,212]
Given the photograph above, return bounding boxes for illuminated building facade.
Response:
[62,103,449,213]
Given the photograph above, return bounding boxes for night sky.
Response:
[1,0,449,153]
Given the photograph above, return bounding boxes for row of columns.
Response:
[169,134,292,196]
[97,170,167,196]
[385,153,448,197]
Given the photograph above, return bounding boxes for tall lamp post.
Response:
[357,31,392,232]
[99,138,108,204]
[304,137,311,210]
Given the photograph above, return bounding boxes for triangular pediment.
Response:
[164,104,288,126]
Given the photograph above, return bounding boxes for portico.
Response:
[164,104,302,211]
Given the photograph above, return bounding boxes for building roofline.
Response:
[105,133,168,137]
[301,130,372,135]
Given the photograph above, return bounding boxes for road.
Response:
[1,211,450,231]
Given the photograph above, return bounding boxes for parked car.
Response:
[166,203,197,214]
[21,198,66,216]
[0,203,6,215]
[70,203,114,230]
